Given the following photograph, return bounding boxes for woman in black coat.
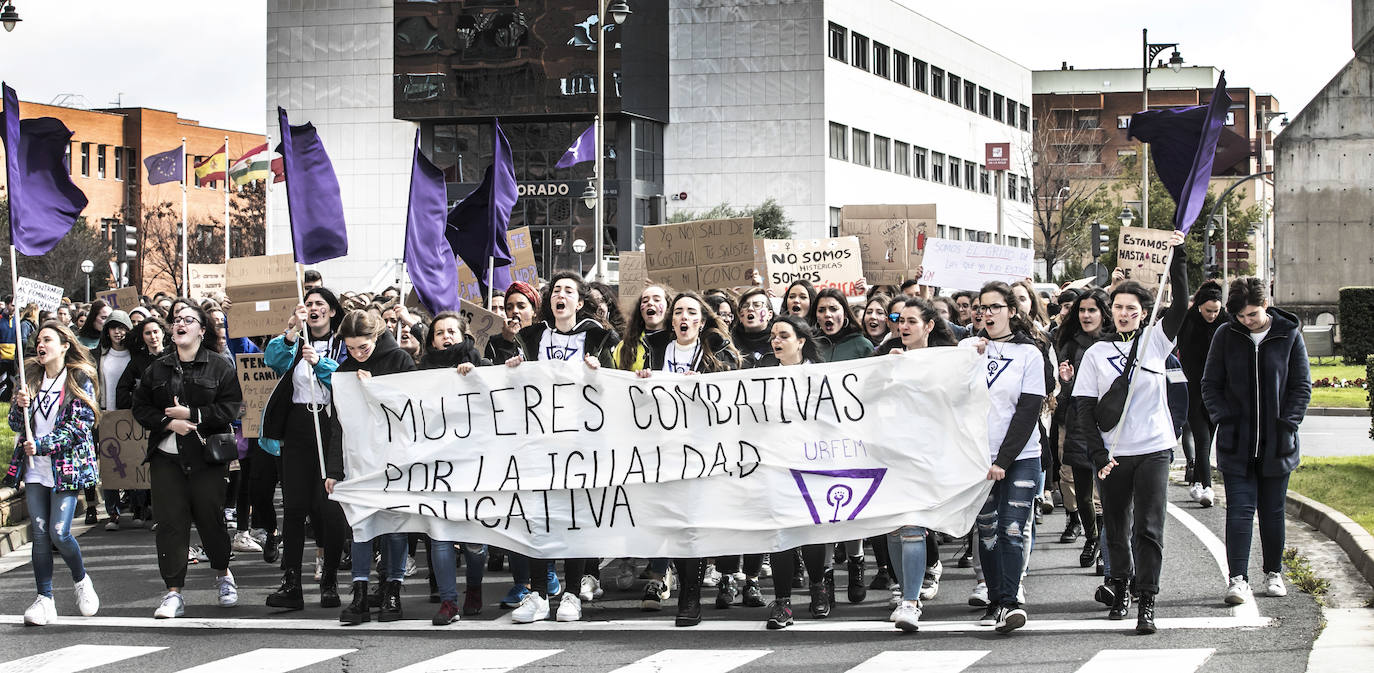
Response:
[1176,280,1228,506]
[1054,288,1112,570]
[1201,277,1310,606]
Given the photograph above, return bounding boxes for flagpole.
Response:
[296,263,328,478]
[264,133,272,255]
[180,137,188,296]
[9,246,34,469]
[223,136,231,262]
[486,257,495,309]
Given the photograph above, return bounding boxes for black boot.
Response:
[265,568,305,610]
[263,532,280,565]
[339,581,370,624]
[379,580,403,622]
[846,556,867,603]
[320,569,341,608]
[824,567,836,607]
[808,581,831,619]
[1136,592,1157,634]
[675,560,706,627]
[1079,538,1100,569]
[368,578,385,608]
[1108,578,1131,620]
[792,552,805,589]
[868,566,893,590]
[1059,510,1083,543]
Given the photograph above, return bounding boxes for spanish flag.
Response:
[194,147,227,187]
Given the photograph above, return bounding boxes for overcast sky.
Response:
[0,1,1355,133]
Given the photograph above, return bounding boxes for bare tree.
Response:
[140,201,222,294]
[230,181,266,258]
[0,202,114,301]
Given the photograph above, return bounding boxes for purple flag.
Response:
[1128,72,1232,233]
[143,146,184,186]
[403,130,459,315]
[278,107,348,264]
[446,118,516,293]
[554,124,596,169]
[2,83,88,256]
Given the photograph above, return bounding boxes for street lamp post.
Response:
[80,259,93,302]
[572,238,587,277]
[591,0,631,283]
[1,2,21,32]
[1140,29,1183,230]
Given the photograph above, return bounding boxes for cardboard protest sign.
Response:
[617,251,647,318]
[226,254,300,338]
[96,287,140,313]
[459,299,504,355]
[189,264,227,300]
[643,222,695,270]
[456,226,540,302]
[236,353,280,438]
[14,277,64,313]
[1116,226,1174,290]
[761,237,865,296]
[642,218,755,292]
[918,239,1034,291]
[839,204,938,285]
[647,266,700,294]
[96,410,150,490]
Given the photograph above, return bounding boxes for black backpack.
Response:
[1094,336,1188,438]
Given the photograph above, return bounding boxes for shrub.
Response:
[1367,356,1373,440]
[1340,287,1374,365]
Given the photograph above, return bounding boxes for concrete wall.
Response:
[1273,47,1374,321]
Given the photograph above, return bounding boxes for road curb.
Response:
[1286,490,1374,590]
[1306,406,1369,417]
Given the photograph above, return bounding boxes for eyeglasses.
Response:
[981,304,1008,315]
[742,301,769,310]
[171,317,201,326]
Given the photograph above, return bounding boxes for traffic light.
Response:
[1089,221,1109,259]
[114,222,137,286]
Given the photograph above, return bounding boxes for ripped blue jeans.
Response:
[885,526,927,602]
[25,485,86,597]
[975,457,1039,608]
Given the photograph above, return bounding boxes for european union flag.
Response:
[143,146,183,185]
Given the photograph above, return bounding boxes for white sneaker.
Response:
[893,599,922,632]
[1265,571,1287,597]
[249,528,268,545]
[578,575,603,602]
[759,559,773,578]
[887,587,902,610]
[968,581,989,607]
[927,560,943,582]
[665,566,677,594]
[1189,482,1204,502]
[1199,487,1215,508]
[23,595,56,625]
[612,559,637,591]
[511,591,550,623]
[1225,575,1253,605]
[231,531,262,553]
[73,575,99,616]
[702,563,721,587]
[1016,584,1026,605]
[556,593,583,622]
[732,571,747,583]
[104,520,119,532]
[154,591,185,619]
[920,572,940,601]
[314,555,324,580]
[217,572,239,607]
[404,555,418,578]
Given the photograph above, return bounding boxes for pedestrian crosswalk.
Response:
[0,646,1218,673]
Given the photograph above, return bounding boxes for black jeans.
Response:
[770,544,826,600]
[1223,469,1290,579]
[530,558,589,598]
[1098,449,1170,595]
[248,445,280,533]
[716,553,764,577]
[1184,402,1215,487]
[150,452,231,588]
[1071,466,1099,538]
[280,404,345,578]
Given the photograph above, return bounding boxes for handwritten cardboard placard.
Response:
[762,237,865,296]
[189,263,227,300]
[96,410,150,490]
[96,287,140,313]
[14,277,64,313]
[918,239,1034,292]
[236,353,280,438]
[643,222,696,270]
[688,218,753,266]
[456,226,540,302]
[226,254,300,338]
[459,299,504,355]
[1116,226,1174,290]
[617,251,648,317]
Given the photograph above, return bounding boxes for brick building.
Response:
[0,100,264,293]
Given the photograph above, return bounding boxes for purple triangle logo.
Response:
[790,468,887,524]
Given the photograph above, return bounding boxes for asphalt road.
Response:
[0,481,1324,673]
[1298,414,1374,457]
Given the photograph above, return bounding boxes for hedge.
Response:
[1368,356,1373,440]
[1339,287,1374,365]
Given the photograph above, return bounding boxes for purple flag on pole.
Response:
[278,107,348,264]
[143,147,184,186]
[2,83,88,256]
[1128,72,1232,233]
[554,124,596,169]
[446,118,516,293]
[403,130,459,315]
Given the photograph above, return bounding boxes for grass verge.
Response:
[1289,455,1374,536]
[1282,547,1331,603]
[1309,360,1369,409]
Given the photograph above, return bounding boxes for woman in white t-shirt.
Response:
[1073,230,1187,635]
[959,282,1046,635]
[92,310,133,530]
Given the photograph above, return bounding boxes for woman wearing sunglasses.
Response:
[860,295,892,347]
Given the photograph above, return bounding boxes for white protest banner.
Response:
[761,236,865,297]
[189,263,227,300]
[919,239,1034,292]
[1116,226,1174,290]
[330,348,992,558]
[96,410,150,490]
[14,277,64,313]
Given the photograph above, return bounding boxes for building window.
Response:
[1020,176,1031,202]
[930,67,944,99]
[852,129,870,166]
[828,23,847,61]
[948,157,961,188]
[948,226,962,241]
[1117,114,1132,129]
[893,140,910,175]
[829,122,848,161]
[964,81,977,112]
[893,51,909,86]
[913,59,928,93]
[873,135,890,170]
[964,162,976,191]
[1076,114,1099,130]
[1007,99,1018,127]
[1006,172,1018,199]
[947,74,961,106]
[937,225,946,238]
[63,143,71,174]
[97,144,107,179]
[126,148,137,182]
[851,33,869,71]
[114,145,124,181]
[1225,111,1236,125]
[913,146,928,179]
[993,93,1005,122]
[830,207,842,238]
[80,143,90,177]
[1020,105,1030,131]
[872,42,889,79]
[931,151,945,183]
[1117,149,1138,160]
[978,88,991,116]
[979,165,991,194]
